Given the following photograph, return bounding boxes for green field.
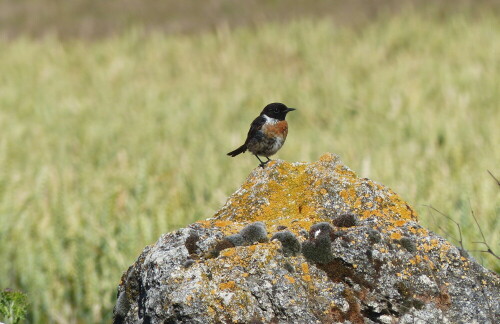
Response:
[0,8,499,323]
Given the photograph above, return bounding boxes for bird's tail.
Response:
[227,144,247,157]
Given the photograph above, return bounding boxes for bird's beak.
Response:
[286,108,296,112]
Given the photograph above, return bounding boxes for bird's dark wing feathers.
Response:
[244,115,266,144]
[227,115,266,157]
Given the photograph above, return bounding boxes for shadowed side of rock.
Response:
[113,153,500,324]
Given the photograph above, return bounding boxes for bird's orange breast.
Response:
[262,120,288,139]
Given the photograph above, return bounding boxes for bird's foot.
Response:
[259,159,272,168]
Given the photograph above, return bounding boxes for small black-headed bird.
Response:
[227,102,296,167]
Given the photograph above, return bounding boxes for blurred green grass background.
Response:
[0,1,499,323]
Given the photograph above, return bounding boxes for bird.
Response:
[227,102,296,167]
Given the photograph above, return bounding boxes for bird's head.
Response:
[261,102,296,120]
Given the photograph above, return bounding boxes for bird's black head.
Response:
[260,102,296,120]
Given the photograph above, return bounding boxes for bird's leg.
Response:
[254,154,269,168]
[265,157,271,162]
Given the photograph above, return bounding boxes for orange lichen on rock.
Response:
[390,232,403,240]
[214,220,234,228]
[319,153,336,163]
[257,164,316,222]
[301,262,310,274]
[334,164,357,178]
[302,275,312,282]
[219,281,236,290]
[220,248,237,258]
[394,220,407,227]
[213,162,317,230]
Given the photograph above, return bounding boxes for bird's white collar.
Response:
[262,114,279,124]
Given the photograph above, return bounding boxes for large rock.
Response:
[113,153,499,324]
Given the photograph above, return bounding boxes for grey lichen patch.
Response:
[398,237,417,253]
[270,230,301,256]
[182,259,196,269]
[184,231,200,255]
[225,234,246,247]
[113,290,130,323]
[302,223,335,264]
[308,222,335,239]
[239,221,268,244]
[332,213,358,228]
[367,228,382,243]
[208,222,269,257]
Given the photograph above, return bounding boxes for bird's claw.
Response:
[259,160,271,168]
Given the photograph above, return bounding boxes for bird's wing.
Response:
[244,115,266,144]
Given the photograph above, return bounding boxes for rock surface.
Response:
[113,153,500,324]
